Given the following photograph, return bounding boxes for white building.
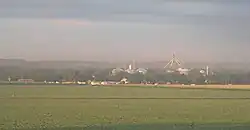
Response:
[111,62,147,75]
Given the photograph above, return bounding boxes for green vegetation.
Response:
[1,85,250,130]
[1,66,250,85]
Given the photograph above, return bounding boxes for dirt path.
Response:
[108,84,250,90]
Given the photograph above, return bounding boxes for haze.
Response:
[0,0,250,62]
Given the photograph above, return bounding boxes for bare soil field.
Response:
[169,84,250,89]
[111,84,250,90]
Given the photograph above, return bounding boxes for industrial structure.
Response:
[164,53,181,69]
[200,66,215,76]
[200,66,209,76]
[164,53,191,75]
[111,60,147,75]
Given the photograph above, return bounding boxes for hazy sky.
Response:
[0,0,250,62]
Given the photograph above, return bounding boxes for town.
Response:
[1,53,250,86]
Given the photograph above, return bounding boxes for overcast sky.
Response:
[0,0,250,62]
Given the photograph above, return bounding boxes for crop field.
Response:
[1,85,250,130]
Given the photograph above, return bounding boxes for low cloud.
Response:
[52,19,92,26]
[1,0,249,23]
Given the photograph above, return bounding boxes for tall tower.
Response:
[132,60,136,70]
[129,64,132,70]
[164,53,181,69]
[206,66,209,76]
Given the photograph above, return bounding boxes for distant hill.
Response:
[30,61,118,69]
[0,59,118,69]
[1,59,250,70]
[0,59,28,67]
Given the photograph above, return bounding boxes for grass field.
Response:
[1,85,250,130]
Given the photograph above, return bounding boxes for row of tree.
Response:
[1,67,250,84]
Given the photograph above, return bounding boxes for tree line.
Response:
[0,66,250,85]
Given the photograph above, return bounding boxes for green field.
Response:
[1,85,250,130]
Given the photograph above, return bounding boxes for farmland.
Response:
[1,85,250,130]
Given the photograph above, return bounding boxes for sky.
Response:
[0,0,250,62]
